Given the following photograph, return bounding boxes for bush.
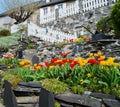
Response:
[110,0,120,36]
[96,16,113,34]
[0,29,11,37]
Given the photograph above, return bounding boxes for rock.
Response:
[0,64,8,71]
[18,82,42,88]
[90,92,116,100]
[31,55,40,65]
[60,103,73,107]
[14,86,41,96]
[55,94,101,107]
[103,99,120,107]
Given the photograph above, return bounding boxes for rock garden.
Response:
[0,32,120,107]
[0,1,120,107]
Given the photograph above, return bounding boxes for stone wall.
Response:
[39,4,113,37]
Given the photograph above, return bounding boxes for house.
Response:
[0,0,117,27]
[39,0,80,24]
[0,14,15,30]
[39,0,117,24]
[0,0,118,42]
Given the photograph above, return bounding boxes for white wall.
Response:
[0,16,13,30]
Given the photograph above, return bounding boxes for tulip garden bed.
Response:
[0,51,120,100]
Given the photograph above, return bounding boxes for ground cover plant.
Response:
[0,34,20,49]
[0,51,120,98]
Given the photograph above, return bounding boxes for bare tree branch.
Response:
[2,0,40,24]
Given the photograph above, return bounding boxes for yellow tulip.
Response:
[97,51,102,56]
[19,61,25,66]
[49,66,55,69]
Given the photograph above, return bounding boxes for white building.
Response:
[39,0,117,24]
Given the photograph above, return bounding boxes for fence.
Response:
[28,22,77,43]
[59,4,79,18]
[40,11,55,24]
[82,0,117,12]
[40,0,117,24]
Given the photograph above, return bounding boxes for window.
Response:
[43,7,48,15]
[58,4,63,9]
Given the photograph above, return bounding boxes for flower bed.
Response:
[0,51,120,98]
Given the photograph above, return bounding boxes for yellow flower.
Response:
[100,61,106,65]
[8,66,11,69]
[80,62,86,66]
[87,73,91,78]
[80,79,84,85]
[108,57,115,62]
[36,66,41,70]
[89,53,93,57]
[24,64,30,68]
[19,61,25,66]
[97,51,102,56]
[34,64,37,67]
[49,66,55,69]
[94,53,98,57]
[99,55,105,60]
[26,60,31,63]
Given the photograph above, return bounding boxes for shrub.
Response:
[110,0,120,36]
[96,16,113,34]
[0,29,11,36]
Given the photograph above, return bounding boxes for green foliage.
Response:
[0,58,19,65]
[1,72,23,89]
[87,25,91,31]
[0,34,20,48]
[0,29,11,37]
[16,68,35,81]
[40,79,68,94]
[27,43,34,49]
[110,0,120,35]
[96,16,113,34]
[71,85,84,94]
[55,102,61,107]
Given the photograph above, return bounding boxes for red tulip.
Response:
[45,62,50,67]
[88,59,99,65]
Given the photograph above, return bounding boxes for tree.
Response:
[2,0,40,24]
[110,0,120,35]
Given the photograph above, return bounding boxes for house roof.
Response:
[41,0,76,7]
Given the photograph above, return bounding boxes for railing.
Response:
[40,11,55,24]
[28,22,77,43]
[40,0,117,24]
[59,4,79,18]
[82,0,117,12]
[40,3,80,24]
